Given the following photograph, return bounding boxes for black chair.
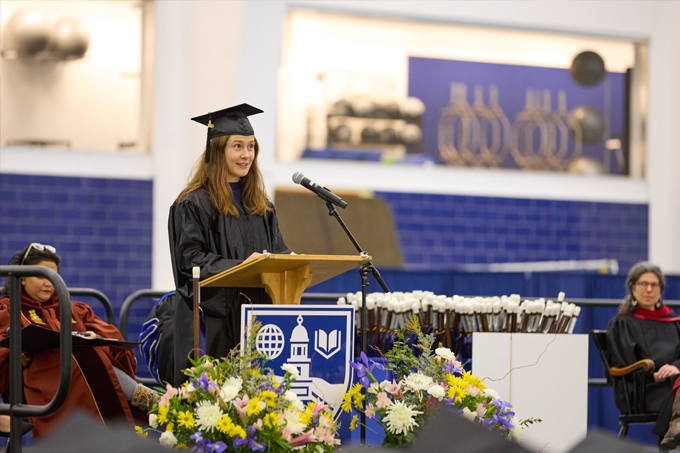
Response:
[590,329,668,451]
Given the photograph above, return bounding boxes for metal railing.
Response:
[68,287,115,325]
[0,266,72,453]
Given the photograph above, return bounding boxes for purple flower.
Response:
[190,432,227,452]
[193,373,218,393]
[349,351,385,388]
[491,400,515,429]
[443,360,462,374]
[233,426,265,452]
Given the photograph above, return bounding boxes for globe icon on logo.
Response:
[256,324,285,359]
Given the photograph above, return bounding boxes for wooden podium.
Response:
[200,254,370,305]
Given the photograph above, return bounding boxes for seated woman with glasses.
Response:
[607,262,680,449]
[0,243,158,438]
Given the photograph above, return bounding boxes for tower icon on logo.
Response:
[287,315,312,397]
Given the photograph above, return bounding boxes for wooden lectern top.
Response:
[201,253,369,288]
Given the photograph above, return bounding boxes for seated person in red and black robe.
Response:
[607,261,680,449]
[0,243,158,438]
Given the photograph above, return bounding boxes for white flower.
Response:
[195,401,223,432]
[426,384,446,400]
[482,388,500,400]
[284,390,305,410]
[382,401,422,435]
[281,364,300,380]
[159,430,178,448]
[283,409,306,434]
[402,372,433,391]
[509,417,523,442]
[461,407,477,422]
[435,347,455,361]
[148,413,158,429]
[220,377,242,402]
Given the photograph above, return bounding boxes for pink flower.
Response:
[253,419,263,429]
[476,401,487,416]
[384,382,403,399]
[314,426,340,446]
[466,385,481,397]
[365,403,376,419]
[288,430,317,448]
[159,384,178,407]
[282,427,293,442]
[310,399,326,416]
[376,392,392,409]
[203,362,214,370]
[233,395,250,421]
[367,382,380,394]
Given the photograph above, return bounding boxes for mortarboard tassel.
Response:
[204,117,214,163]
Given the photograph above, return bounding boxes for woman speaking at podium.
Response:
[169,104,290,364]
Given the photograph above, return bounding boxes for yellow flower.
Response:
[176,444,188,450]
[353,391,365,407]
[446,374,468,403]
[246,397,264,417]
[157,406,170,424]
[166,422,174,433]
[134,426,148,438]
[341,393,353,413]
[348,383,362,397]
[461,370,486,391]
[349,415,359,431]
[260,390,277,407]
[263,413,281,429]
[217,415,247,438]
[177,410,195,429]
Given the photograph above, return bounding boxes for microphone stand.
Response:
[324,201,390,445]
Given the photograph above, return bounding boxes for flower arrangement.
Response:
[139,318,339,452]
[343,315,538,447]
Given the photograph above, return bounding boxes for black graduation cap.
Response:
[341,409,532,453]
[26,410,169,453]
[191,103,263,163]
[566,428,650,453]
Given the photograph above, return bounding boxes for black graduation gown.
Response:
[168,187,289,381]
[606,312,680,436]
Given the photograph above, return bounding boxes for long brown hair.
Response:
[176,135,272,216]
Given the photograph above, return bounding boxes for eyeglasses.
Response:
[636,281,661,289]
[21,243,57,265]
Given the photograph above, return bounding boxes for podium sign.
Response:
[202,254,369,305]
[241,304,354,417]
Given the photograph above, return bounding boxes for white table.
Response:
[472,333,589,453]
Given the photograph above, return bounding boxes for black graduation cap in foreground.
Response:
[24,411,168,453]
[341,409,532,453]
[191,103,263,163]
[567,428,651,453]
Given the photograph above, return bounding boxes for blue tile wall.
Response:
[0,173,153,322]
[375,191,648,272]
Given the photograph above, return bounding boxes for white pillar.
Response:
[151,1,246,290]
[648,1,680,274]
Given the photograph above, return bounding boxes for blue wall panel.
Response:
[0,173,153,319]
[376,191,648,273]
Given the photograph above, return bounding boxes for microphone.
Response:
[292,172,347,208]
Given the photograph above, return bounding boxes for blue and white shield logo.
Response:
[241,305,354,417]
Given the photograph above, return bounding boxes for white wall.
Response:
[0,1,143,152]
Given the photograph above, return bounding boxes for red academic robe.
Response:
[0,291,145,438]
